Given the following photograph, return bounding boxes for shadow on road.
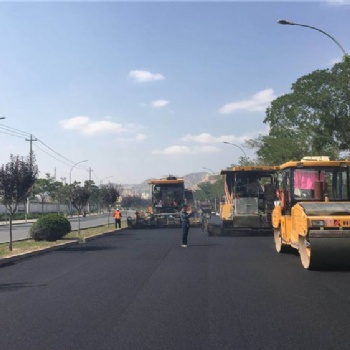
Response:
[0,282,46,292]
[186,244,220,247]
[209,230,273,238]
[60,245,117,253]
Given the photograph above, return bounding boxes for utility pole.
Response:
[25,134,37,167]
[25,134,37,221]
[88,167,92,214]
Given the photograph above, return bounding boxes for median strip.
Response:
[0,223,127,266]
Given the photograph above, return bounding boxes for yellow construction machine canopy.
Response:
[220,165,278,175]
[279,159,350,170]
[148,179,184,185]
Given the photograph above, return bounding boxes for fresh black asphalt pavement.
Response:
[1,226,350,350]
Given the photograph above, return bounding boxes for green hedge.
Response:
[30,214,71,241]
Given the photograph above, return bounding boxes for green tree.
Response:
[194,176,224,212]
[70,182,90,234]
[248,56,350,164]
[33,173,59,215]
[120,195,150,210]
[100,183,121,227]
[0,154,38,250]
[56,183,71,213]
[84,180,99,214]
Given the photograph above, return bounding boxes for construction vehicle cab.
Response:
[208,165,278,235]
[146,176,185,226]
[273,157,350,269]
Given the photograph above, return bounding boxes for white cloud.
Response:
[152,144,220,155]
[194,146,220,153]
[153,130,270,156]
[129,70,165,82]
[153,145,191,155]
[151,100,169,108]
[181,133,217,144]
[116,133,147,143]
[219,88,277,114]
[59,116,125,135]
[135,133,147,141]
[326,0,350,6]
[181,132,249,145]
[330,57,342,65]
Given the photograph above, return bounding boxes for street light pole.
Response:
[222,141,247,158]
[202,167,215,174]
[69,160,88,216]
[100,176,113,186]
[278,19,350,121]
[69,160,88,185]
[99,176,113,214]
[277,19,348,57]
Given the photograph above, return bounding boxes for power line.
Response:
[36,138,78,166]
[0,124,31,138]
[33,143,75,168]
[0,129,27,139]
[0,122,89,170]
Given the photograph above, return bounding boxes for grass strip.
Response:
[0,223,123,259]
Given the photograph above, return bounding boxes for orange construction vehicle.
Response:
[272,157,350,269]
[207,165,278,236]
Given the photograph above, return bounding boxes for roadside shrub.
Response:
[30,214,71,241]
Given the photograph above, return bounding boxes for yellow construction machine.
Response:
[207,165,278,235]
[272,157,350,269]
[146,175,185,226]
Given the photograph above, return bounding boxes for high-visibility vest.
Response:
[114,211,121,219]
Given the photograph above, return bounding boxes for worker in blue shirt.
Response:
[179,204,194,247]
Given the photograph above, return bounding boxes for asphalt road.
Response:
[1,227,350,350]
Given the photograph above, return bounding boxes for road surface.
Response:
[1,227,350,350]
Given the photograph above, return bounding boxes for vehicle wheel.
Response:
[274,228,288,253]
[299,235,311,269]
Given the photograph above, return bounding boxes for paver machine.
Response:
[272,157,350,269]
[146,175,185,227]
[207,165,278,236]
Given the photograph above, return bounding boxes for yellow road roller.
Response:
[272,157,350,269]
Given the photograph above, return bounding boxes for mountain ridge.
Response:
[122,172,214,195]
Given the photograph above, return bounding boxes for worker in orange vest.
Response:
[113,208,122,229]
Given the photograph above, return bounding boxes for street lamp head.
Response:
[278,19,295,25]
[69,159,88,184]
[277,19,347,57]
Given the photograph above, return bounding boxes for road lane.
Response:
[1,228,350,349]
[0,210,134,243]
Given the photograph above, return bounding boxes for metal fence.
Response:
[0,202,70,215]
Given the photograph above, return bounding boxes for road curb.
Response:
[0,240,79,267]
[83,227,128,242]
[0,227,129,267]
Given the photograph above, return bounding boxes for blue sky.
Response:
[0,1,349,185]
